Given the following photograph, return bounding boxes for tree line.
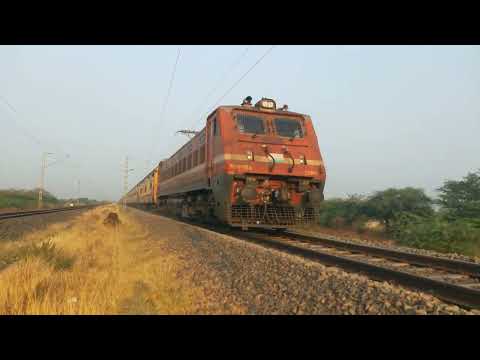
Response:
[0,189,103,210]
[318,170,480,256]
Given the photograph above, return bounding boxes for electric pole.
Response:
[76,180,80,205]
[38,152,53,209]
[123,156,134,209]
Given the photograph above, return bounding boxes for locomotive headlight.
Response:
[255,98,276,110]
[246,150,254,161]
[261,100,275,109]
[299,155,306,165]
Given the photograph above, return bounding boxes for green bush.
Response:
[352,215,369,234]
[364,187,433,232]
[437,169,480,220]
[392,214,480,256]
[318,195,367,228]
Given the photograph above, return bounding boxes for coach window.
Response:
[200,145,206,163]
[188,154,192,170]
[193,150,198,167]
[236,114,266,135]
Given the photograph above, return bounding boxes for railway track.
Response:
[0,205,98,221]
[137,207,480,310]
[233,230,480,310]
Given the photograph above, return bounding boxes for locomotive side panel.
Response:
[206,110,233,222]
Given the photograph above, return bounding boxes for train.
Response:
[121,96,326,229]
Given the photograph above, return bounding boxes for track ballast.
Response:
[134,206,480,310]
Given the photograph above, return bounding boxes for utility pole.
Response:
[123,156,134,209]
[123,157,128,209]
[38,152,68,209]
[76,180,80,205]
[38,152,53,209]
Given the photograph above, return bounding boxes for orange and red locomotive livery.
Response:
[122,97,326,229]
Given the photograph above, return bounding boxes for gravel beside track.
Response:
[126,208,480,315]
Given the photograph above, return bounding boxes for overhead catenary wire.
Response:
[0,95,101,200]
[187,46,251,129]
[160,47,181,129]
[194,45,276,129]
[0,94,73,162]
[147,47,182,164]
[0,95,44,147]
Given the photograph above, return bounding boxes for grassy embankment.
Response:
[0,189,59,210]
[0,205,203,314]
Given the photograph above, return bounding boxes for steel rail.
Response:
[239,233,480,309]
[0,205,98,220]
[285,230,480,278]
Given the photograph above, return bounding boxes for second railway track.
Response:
[137,207,480,310]
[0,205,99,221]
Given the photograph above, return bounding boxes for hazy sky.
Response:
[1,45,479,201]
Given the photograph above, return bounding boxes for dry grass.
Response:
[0,205,204,314]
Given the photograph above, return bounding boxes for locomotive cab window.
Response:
[236,114,266,135]
[274,118,304,138]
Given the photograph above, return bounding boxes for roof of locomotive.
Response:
[207,104,308,119]
[163,105,309,163]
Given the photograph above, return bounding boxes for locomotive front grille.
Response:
[230,205,315,226]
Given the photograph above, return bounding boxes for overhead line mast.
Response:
[123,156,134,209]
[38,152,50,209]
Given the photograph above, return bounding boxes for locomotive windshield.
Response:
[274,118,304,138]
[236,114,266,134]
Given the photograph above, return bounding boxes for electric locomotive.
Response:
[122,96,326,229]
